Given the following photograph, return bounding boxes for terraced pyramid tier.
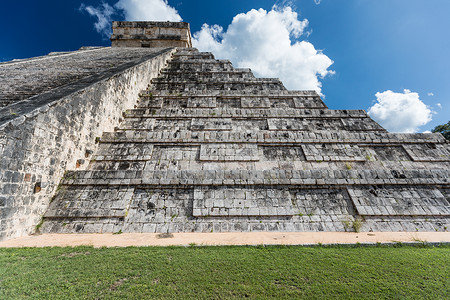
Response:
[40,48,450,234]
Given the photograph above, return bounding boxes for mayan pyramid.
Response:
[1,22,449,239]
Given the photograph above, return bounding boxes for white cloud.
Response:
[368,89,433,133]
[428,92,434,96]
[437,103,442,109]
[192,6,334,94]
[115,0,182,22]
[314,0,322,4]
[80,3,115,38]
[81,0,182,38]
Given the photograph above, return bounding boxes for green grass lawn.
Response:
[0,244,449,299]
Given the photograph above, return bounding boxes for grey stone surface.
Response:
[111,21,192,48]
[404,144,450,161]
[348,186,450,216]
[199,144,259,161]
[0,47,170,109]
[4,46,449,238]
[44,185,133,218]
[193,187,295,217]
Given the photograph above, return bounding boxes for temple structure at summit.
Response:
[111,21,192,48]
[0,22,449,240]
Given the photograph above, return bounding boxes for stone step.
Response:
[166,60,234,72]
[158,67,253,74]
[86,157,445,178]
[198,143,259,161]
[152,78,283,84]
[193,187,295,217]
[123,108,368,119]
[87,160,449,175]
[41,185,450,234]
[136,96,326,109]
[172,48,200,53]
[150,80,286,92]
[59,169,450,187]
[40,215,450,234]
[140,89,320,98]
[116,117,385,132]
[151,84,285,92]
[94,143,154,161]
[91,139,449,163]
[44,185,133,219]
[403,144,450,162]
[99,130,447,145]
[160,68,252,74]
[168,58,232,64]
[87,147,449,177]
[40,186,357,233]
[55,188,448,218]
[171,52,215,60]
[348,186,450,216]
[155,72,256,81]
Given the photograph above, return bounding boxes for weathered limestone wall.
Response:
[0,48,175,240]
[111,21,192,48]
[112,39,190,48]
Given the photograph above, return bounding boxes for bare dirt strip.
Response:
[0,232,449,248]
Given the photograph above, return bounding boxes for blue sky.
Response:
[1,0,448,132]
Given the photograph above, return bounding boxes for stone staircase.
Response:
[40,48,450,234]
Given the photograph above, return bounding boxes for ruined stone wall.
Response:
[0,47,175,240]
